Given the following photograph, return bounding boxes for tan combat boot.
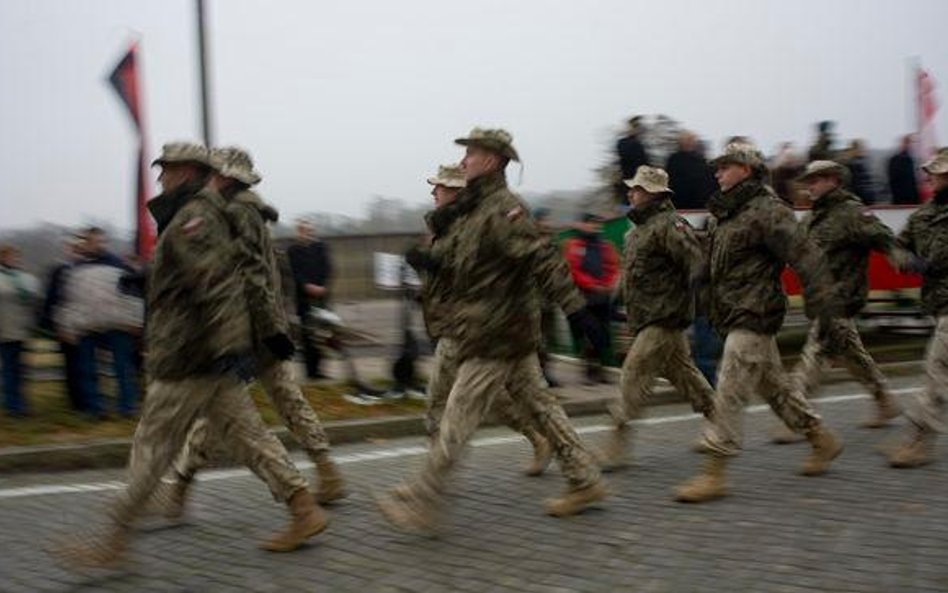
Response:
[524,430,553,477]
[312,453,347,504]
[889,430,935,468]
[544,479,609,517]
[376,488,440,533]
[52,527,129,571]
[862,393,901,429]
[148,478,192,521]
[597,426,631,472]
[674,455,728,503]
[799,426,843,476]
[261,490,328,552]
[771,425,806,445]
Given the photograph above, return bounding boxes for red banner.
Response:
[108,42,155,261]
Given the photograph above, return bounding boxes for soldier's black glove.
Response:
[903,256,929,275]
[214,352,257,383]
[567,308,608,354]
[264,333,296,361]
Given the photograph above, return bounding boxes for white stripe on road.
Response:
[0,387,921,501]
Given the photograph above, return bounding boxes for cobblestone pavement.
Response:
[1,374,946,592]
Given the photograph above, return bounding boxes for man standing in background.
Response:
[288,219,333,380]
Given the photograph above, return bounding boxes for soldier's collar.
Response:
[934,186,948,205]
[465,170,507,197]
[708,179,761,218]
[812,188,854,211]
[627,196,673,225]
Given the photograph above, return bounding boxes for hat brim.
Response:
[427,177,465,188]
[922,162,948,175]
[623,179,674,195]
[151,157,209,168]
[454,137,520,162]
[219,166,261,186]
[796,166,849,183]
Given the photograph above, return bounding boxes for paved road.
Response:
[1,373,946,592]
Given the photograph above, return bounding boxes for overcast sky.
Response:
[2,0,946,231]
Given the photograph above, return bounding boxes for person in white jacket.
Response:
[0,245,40,417]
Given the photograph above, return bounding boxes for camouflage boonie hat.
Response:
[427,164,466,188]
[711,140,766,170]
[624,165,673,195]
[797,160,851,183]
[922,147,948,175]
[151,142,209,167]
[209,146,262,186]
[454,127,520,162]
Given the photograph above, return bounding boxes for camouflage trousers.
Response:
[173,360,330,480]
[703,329,822,456]
[415,354,600,503]
[112,375,307,527]
[906,315,948,433]
[425,338,545,444]
[611,326,714,426]
[793,318,890,401]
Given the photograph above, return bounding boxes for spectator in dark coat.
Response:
[616,116,650,180]
[845,139,877,205]
[287,219,333,379]
[39,235,84,411]
[666,131,718,210]
[888,135,921,204]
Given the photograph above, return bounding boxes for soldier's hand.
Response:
[214,353,257,383]
[264,333,296,360]
[567,308,608,354]
[902,256,929,275]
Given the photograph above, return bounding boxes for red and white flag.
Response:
[108,42,155,261]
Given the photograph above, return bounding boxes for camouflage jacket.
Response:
[799,188,897,317]
[406,203,462,340]
[224,189,289,365]
[145,188,254,380]
[706,179,834,335]
[623,197,702,333]
[434,172,585,360]
[898,187,948,316]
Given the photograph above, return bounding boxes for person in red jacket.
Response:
[563,213,620,383]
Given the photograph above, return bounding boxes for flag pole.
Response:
[196,0,213,147]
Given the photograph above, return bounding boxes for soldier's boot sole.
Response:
[674,455,728,503]
[524,436,553,477]
[889,433,935,468]
[313,456,348,505]
[261,491,328,553]
[800,428,843,476]
[375,492,439,534]
[771,425,806,445]
[544,480,609,517]
[596,428,631,472]
[861,397,902,429]
[50,529,129,572]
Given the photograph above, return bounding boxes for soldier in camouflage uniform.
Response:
[675,141,844,503]
[890,148,948,468]
[598,166,715,470]
[785,160,905,432]
[150,147,345,521]
[56,144,326,569]
[377,129,608,531]
[410,164,553,477]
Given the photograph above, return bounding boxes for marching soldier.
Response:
[675,141,843,503]
[56,143,326,568]
[151,147,346,521]
[377,128,608,531]
[598,166,715,470]
[890,147,948,468]
[785,160,904,433]
[410,164,553,476]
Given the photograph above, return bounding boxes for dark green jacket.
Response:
[799,188,896,317]
[898,187,948,316]
[623,197,702,333]
[707,179,834,335]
